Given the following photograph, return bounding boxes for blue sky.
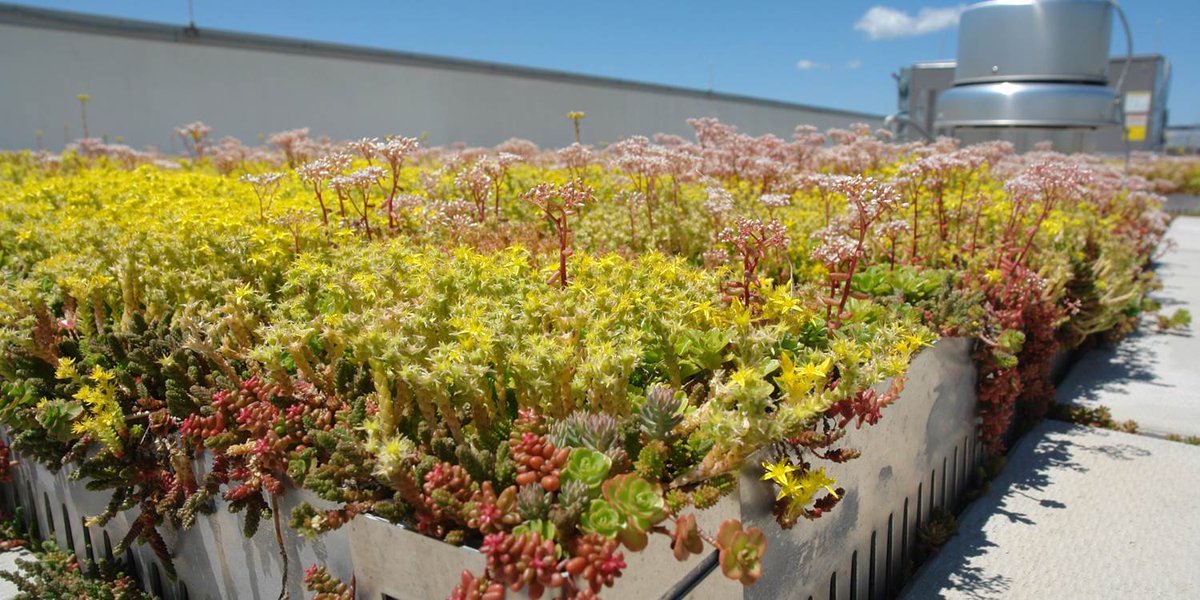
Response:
[10,1,1200,124]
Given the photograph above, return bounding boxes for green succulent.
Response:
[512,519,557,543]
[579,499,623,538]
[638,385,683,441]
[851,265,948,302]
[676,328,732,379]
[691,484,724,509]
[634,440,668,480]
[548,478,591,533]
[35,400,82,442]
[443,529,466,546]
[549,411,623,455]
[286,449,316,482]
[665,488,691,513]
[601,473,667,550]
[991,350,1019,369]
[996,329,1025,354]
[561,448,611,491]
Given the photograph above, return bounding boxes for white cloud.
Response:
[854,5,965,40]
[847,58,863,69]
[796,59,829,71]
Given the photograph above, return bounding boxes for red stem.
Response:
[558,211,570,288]
[360,190,373,241]
[311,183,329,226]
[833,234,866,327]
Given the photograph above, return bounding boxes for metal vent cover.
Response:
[955,0,1113,85]
[937,0,1124,130]
[937,82,1118,128]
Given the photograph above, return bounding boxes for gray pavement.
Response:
[0,548,31,599]
[906,216,1200,599]
[902,420,1200,599]
[1056,216,1200,438]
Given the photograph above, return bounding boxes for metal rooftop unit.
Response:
[895,0,1171,153]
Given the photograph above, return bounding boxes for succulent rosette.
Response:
[34,399,83,442]
[579,499,623,538]
[600,473,667,550]
[716,519,768,585]
[561,448,612,492]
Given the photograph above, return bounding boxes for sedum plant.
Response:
[716,520,768,585]
[0,113,1166,598]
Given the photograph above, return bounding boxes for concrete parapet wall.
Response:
[0,338,979,600]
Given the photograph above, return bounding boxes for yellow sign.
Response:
[1127,125,1147,142]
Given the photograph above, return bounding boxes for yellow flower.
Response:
[688,301,719,324]
[776,354,831,401]
[760,459,798,484]
[776,467,840,506]
[804,468,840,498]
[906,331,933,349]
[798,357,831,383]
[831,339,868,365]
[727,300,754,329]
[55,357,78,381]
[88,365,114,385]
[776,471,804,501]
[775,354,804,396]
[898,330,934,356]
[882,353,910,377]
[761,284,805,321]
[729,366,759,390]
[382,436,408,459]
[360,417,381,439]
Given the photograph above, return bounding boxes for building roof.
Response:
[911,54,1169,70]
[0,2,881,121]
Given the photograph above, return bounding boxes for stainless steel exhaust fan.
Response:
[937,0,1130,130]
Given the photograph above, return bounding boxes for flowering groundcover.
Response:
[0,119,1168,599]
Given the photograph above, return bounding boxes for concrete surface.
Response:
[906,217,1200,599]
[1056,216,1200,438]
[0,437,356,600]
[0,548,33,599]
[902,420,1200,600]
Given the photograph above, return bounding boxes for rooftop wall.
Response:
[0,4,882,151]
